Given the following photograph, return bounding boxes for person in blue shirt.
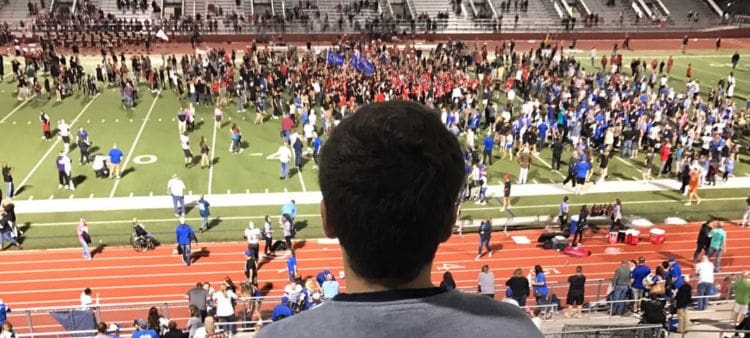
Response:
[131,319,158,338]
[0,299,10,327]
[108,144,124,179]
[196,195,210,233]
[475,219,493,260]
[574,158,591,195]
[175,217,197,266]
[287,254,298,282]
[631,257,651,313]
[316,269,333,287]
[312,132,323,169]
[272,297,294,321]
[281,200,297,221]
[482,133,494,165]
[667,257,683,290]
[531,265,549,310]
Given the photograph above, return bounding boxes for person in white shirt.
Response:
[695,254,715,311]
[58,119,71,153]
[180,133,193,168]
[244,221,261,260]
[212,285,237,335]
[277,143,292,180]
[80,288,98,310]
[167,175,186,216]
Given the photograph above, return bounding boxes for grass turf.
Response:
[0,49,749,250]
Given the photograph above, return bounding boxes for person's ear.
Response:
[320,199,337,239]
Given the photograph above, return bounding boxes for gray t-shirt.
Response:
[256,288,543,338]
[478,271,495,295]
[186,287,208,310]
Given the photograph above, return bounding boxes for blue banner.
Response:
[326,50,344,67]
[351,55,374,76]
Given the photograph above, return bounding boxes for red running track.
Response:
[2,222,749,334]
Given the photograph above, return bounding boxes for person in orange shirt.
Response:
[685,168,702,206]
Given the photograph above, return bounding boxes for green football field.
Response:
[1,48,749,250]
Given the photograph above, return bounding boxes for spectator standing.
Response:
[163,321,183,338]
[56,150,74,190]
[212,285,238,335]
[277,142,292,180]
[263,215,274,256]
[286,254,298,282]
[741,196,750,227]
[506,268,530,306]
[256,101,541,337]
[482,132,494,165]
[175,216,196,266]
[180,133,193,167]
[667,257,684,295]
[531,265,548,306]
[200,136,211,169]
[76,128,91,165]
[58,119,71,153]
[244,250,258,286]
[476,219,493,260]
[707,222,727,272]
[77,218,92,260]
[685,167,701,206]
[244,221,261,261]
[517,145,531,184]
[558,196,569,231]
[574,157,590,195]
[695,255,715,311]
[1,163,14,198]
[167,175,186,217]
[0,300,10,328]
[611,260,631,316]
[108,144,124,179]
[440,272,456,291]
[478,265,495,298]
[186,283,209,320]
[609,198,623,232]
[197,195,210,233]
[631,257,651,313]
[281,214,295,256]
[564,266,586,319]
[731,271,750,327]
[40,112,51,140]
[502,174,512,211]
[693,221,712,262]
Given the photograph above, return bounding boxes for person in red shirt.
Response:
[657,142,672,177]
[686,63,692,79]
[281,115,294,139]
[667,56,674,74]
[374,91,385,103]
[601,55,607,70]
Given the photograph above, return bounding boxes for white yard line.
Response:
[298,168,307,192]
[615,156,636,168]
[16,94,100,191]
[0,99,30,124]
[109,90,162,197]
[208,111,219,195]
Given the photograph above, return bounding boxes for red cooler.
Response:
[625,229,640,245]
[650,228,665,244]
[608,232,618,244]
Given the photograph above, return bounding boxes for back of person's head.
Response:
[534,265,543,275]
[167,321,177,331]
[97,322,107,334]
[638,256,646,264]
[84,288,92,296]
[513,268,523,277]
[481,265,489,273]
[575,266,582,274]
[319,101,464,287]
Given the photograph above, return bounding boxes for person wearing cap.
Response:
[175,216,197,266]
[244,222,261,261]
[167,175,186,217]
[667,257,684,292]
[272,297,294,322]
[107,323,121,338]
[132,318,158,338]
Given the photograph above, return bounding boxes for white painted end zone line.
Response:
[615,156,636,168]
[0,99,30,124]
[17,94,101,191]
[208,108,219,195]
[109,90,162,197]
[298,167,307,192]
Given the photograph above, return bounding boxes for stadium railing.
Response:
[680,329,750,338]
[543,324,666,338]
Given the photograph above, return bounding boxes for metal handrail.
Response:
[544,324,664,335]
[681,329,750,338]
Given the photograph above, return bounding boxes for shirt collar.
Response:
[332,287,447,303]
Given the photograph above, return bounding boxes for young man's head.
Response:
[319,101,465,288]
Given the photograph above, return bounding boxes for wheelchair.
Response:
[130,232,156,252]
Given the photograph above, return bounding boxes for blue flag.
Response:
[327,50,344,67]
